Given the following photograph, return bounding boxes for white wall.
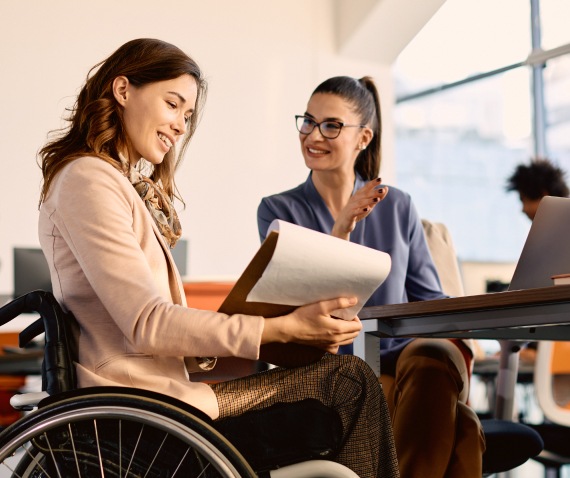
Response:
[0,0,446,295]
[460,261,517,296]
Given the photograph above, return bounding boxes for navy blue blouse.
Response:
[257,173,447,373]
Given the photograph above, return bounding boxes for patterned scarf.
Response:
[121,155,182,248]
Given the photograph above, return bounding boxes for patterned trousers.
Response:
[211,354,399,478]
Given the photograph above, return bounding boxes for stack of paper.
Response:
[219,220,391,366]
[552,273,570,286]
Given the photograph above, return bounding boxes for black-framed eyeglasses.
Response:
[295,115,366,139]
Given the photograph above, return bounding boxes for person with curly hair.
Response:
[506,158,569,220]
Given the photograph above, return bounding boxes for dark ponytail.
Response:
[313,76,381,180]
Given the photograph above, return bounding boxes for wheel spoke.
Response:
[123,421,144,478]
[68,422,83,478]
[171,446,191,477]
[119,420,122,478]
[142,432,168,478]
[43,432,64,478]
[195,461,212,478]
[93,419,106,478]
[0,392,255,478]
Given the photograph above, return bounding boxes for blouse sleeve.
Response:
[257,197,278,242]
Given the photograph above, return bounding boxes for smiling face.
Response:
[114,74,198,166]
[300,93,372,178]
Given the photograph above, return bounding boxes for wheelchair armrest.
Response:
[19,318,44,348]
[0,292,37,326]
[10,391,50,410]
[0,290,78,396]
[37,292,78,395]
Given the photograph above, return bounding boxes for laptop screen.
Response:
[508,196,570,291]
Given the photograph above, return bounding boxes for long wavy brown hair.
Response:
[39,38,207,206]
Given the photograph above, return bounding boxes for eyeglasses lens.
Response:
[297,116,314,135]
[296,116,341,139]
[320,122,341,139]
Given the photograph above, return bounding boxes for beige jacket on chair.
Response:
[421,219,475,360]
[39,156,264,419]
[421,220,465,297]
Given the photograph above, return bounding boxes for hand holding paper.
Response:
[262,297,363,354]
[218,220,391,366]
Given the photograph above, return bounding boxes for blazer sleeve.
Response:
[47,158,264,359]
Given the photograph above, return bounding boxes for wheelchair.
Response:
[0,290,358,478]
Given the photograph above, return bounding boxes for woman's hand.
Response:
[261,297,363,354]
[331,179,389,240]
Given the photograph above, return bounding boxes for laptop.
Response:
[508,196,570,291]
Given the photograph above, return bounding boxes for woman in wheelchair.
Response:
[33,38,399,478]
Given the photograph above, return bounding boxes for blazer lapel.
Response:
[149,218,185,306]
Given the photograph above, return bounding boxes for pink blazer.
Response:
[39,156,264,419]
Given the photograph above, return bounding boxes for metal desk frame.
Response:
[361,284,570,420]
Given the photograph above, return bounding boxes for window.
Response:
[544,54,570,169]
[540,0,570,49]
[396,70,532,261]
[394,0,530,95]
[393,0,570,263]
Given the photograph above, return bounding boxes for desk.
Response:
[360,284,570,420]
[0,351,42,376]
[0,313,44,376]
[0,312,43,426]
[360,284,570,340]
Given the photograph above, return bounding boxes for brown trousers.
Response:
[211,354,400,478]
[381,338,486,478]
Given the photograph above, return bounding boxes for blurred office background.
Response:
[2,0,569,297]
[1,0,404,295]
[394,0,570,294]
[1,2,570,475]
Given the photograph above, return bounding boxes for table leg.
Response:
[495,340,522,420]
[495,340,523,478]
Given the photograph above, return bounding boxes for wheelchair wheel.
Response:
[0,388,256,478]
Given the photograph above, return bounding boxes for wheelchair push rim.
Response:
[0,390,256,478]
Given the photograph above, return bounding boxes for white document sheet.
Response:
[246,220,391,319]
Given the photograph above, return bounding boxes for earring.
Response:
[359,144,367,151]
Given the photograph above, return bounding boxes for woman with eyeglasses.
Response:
[37,40,400,478]
[257,76,485,478]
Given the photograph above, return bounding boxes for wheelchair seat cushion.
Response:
[215,398,343,472]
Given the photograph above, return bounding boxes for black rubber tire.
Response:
[0,387,256,478]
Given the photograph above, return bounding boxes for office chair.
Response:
[526,341,570,477]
